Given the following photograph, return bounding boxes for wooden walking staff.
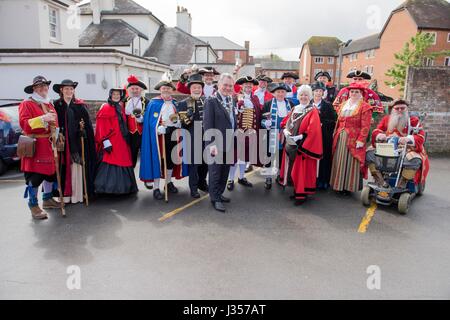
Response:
[161,131,169,203]
[80,119,89,206]
[50,124,66,217]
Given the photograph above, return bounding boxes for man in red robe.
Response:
[279,85,323,205]
[19,76,59,219]
[366,99,429,188]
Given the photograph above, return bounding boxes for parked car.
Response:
[0,100,22,175]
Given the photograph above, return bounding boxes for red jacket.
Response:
[19,99,58,176]
[95,102,133,167]
[333,101,373,178]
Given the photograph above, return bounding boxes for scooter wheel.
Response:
[361,186,372,207]
[398,193,412,215]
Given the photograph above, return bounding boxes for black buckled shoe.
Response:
[227,180,234,191]
[191,191,201,199]
[166,182,178,194]
[144,182,153,190]
[153,189,164,200]
[212,201,226,213]
[238,178,253,187]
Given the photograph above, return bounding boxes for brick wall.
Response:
[404,66,450,154]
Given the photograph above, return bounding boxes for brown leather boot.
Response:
[43,198,61,209]
[30,206,48,220]
[398,169,417,189]
[369,164,388,188]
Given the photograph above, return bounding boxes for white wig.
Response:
[297,85,313,101]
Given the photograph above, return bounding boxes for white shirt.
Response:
[204,83,215,98]
[254,88,266,105]
[243,93,254,109]
[160,101,176,127]
[277,100,288,118]
[125,96,141,115]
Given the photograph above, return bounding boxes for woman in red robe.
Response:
[94,88,138,195]
[279,85,323,205]
[330,83,373,194]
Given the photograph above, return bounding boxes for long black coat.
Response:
[53,98,97,197]
[203,93,237,155]
[315,100,337,184]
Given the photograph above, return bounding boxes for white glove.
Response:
[291,134,304,142]
[283,129,291,138]
[157,125,166,135]
[264,120,272,129]
[356,141,365,149]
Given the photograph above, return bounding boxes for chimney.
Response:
[91,0,101,24]
[91,0,115,24]
[176,6,192,34]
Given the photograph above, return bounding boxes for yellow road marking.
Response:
[159,169,260,222]
[358,202,378,233]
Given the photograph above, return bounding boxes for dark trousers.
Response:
[208,158,230,203]
[189,163,208,192]
[129,132,142,168]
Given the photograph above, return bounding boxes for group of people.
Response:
[18,66,429,219]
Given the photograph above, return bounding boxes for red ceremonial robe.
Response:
[95,102,133,167]
[279,107,323,200]
[332,101,373,179]
[371,115,429,184]
[19,99,58,176]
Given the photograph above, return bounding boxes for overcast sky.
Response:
[83,0,407,60]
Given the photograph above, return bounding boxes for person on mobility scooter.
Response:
[362,99,430,214]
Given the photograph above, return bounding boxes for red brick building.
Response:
[298,36,342,84]
[198,36,251,65]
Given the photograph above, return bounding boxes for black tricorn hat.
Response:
[187,73,205,88]
[109,88,127,100]
[314,71,332,82]
[281,72,299,80]
[311,81,327,92]
[127,75,148,90]
[24,76,51,94]
[256,75,273,83]
[198,66,220,75]
[269,83,292,93]
[53,79,78,94]
[347,70,371,80]
[154,81,176,91]
[236,76,259,86]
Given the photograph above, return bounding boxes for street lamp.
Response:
[337,39,352,91]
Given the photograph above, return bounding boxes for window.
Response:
[349,53,358,62]
[425,32,437,45]
[49,7,60,41]
[367,65,374,75]
[447,33,450,43]
[314,57,324,64]
[445,57,450,67]
[327,69,334,79]
[217,51,223,60]
[134,48,139,56]
[365,49,375,59]
[86,73,96,85]
[423,57,434,66]
[327,57,334,64]
[235,51,241,59]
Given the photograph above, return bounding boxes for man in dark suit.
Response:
[177,73,209,198]
[203,73,237,213]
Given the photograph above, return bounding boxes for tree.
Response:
[385,32,450,95]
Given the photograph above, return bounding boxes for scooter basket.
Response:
[374,154,401,173]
